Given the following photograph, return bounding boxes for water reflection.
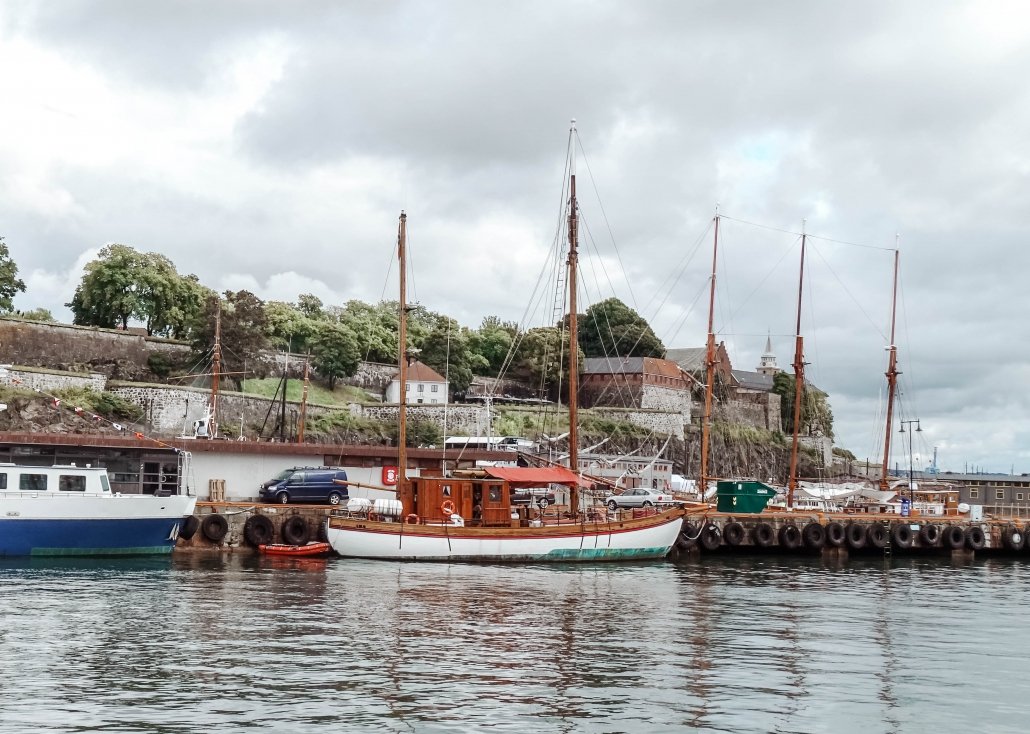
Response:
[0,554,1028,733]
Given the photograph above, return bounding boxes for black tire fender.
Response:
[867,523,888,549]
[751,522,775,548]
[779,524,803,549]
[1001,525,1024,551]
[201,513,229,543]
[699,523,721,551]
[179,515,200,541]
[919,524,941,547]
[677,522,700,550]
[845,523,867,550]
[942,524,965,549]
[801,522,826,549]
[723,521,746,546]
[891,523,914,550]
[243,514,275,546]
[965,525,986,551]
[825,522,846,547]
[281,515,310,546]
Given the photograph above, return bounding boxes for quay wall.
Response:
[0,365,107,392]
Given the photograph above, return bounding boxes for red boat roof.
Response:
[482,466,591,488]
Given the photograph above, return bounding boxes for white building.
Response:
[385,360,449,404]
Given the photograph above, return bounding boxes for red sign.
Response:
[382,466,399,486]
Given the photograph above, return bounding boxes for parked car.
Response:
[511,488,556,509]
[259,467,349,505]
[605,487,674,511]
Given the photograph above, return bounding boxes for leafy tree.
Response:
[296,293,326,320]
[264,300,319,353]
[0,237,26,312]
[191,290,270,388]
[469,316,519,376]
[68,244,206,336]
[418,319,483,397]
[576,297,665,358]
[69,244,143,329]
[772,371,834,438]
[14,308,54,322]
[310,321,360,389]
[339,300,398,363]
[511,326,567,400]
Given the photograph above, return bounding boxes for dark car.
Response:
[510,488,556,509]
[259,467,349,505]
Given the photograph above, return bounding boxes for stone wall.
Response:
[348,361,397,394]
[592,407,685,439]
[0,317,190,380]
[719,393,781,432]
[0,365,107,393]
[110,384,338,436]
[641,384,691,420]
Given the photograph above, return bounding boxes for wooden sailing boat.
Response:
[325,148,685,561]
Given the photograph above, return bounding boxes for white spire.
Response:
[757,331,779,375]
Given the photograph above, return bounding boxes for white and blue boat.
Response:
[0,463,196,556]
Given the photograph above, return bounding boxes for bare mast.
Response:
[567,123,580,516]
[397,211,409,501]
[699,213,720,493]
[880,247,900,490]
[209,301,222,439]
[786,226,807,508]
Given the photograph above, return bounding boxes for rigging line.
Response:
[663,280,714,348]
[717,230,800,335]
[641,219,714,319]
[896,269,921,424]
[808,245,889,341]
[578,222,657,365]
[406,228,418,305]
[719,213,896,252]
[573,128,639,311]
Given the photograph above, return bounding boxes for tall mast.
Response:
[787,226,807,508]
[699,212,719,493]
[210,300,221,439]
[880,246,900,490]
[397,212,409,501]
[567,123,580,516]
[297,357,310,443]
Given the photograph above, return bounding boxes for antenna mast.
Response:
[567,119,580,516]
[397,212,409,493]
[699,211,720,493]
[787,225,807,508]
[880,246,901,490]
[210,300,222,439]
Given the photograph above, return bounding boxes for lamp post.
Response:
[899,419,922,511]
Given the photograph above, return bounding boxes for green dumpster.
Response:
[716,481,777,513]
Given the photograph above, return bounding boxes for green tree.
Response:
[68,244,143,329]
[191,290,270,389]
[296,293,326,320]
[339,300,398,363]
[469,316,519,376]
[511,326,567,399]
[310,321,360,389]
[264,300,319,353]
[14,307,54,322]
[418,319,483,397]
[0,237,26,312]
[576,297,665,358]
[772,372,834,438]
[68,244,206,336]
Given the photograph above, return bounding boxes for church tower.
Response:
[756,333,779,376]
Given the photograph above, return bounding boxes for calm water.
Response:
[0,552,1027,733]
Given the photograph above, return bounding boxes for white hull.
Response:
[326,511,683,562]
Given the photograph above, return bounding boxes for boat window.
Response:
[100,474,111,492]
[19,474,47,491]
[0,473,6,489]
[488,484,502,503]
[59,475,87,492]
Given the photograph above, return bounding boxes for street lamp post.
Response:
[899,419,922,511]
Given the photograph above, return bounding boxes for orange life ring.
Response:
[441,499,456,517]
[405,513,419,525]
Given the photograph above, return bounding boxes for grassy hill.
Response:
[240,378,376,406]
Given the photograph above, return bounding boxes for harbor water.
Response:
[0,553,1027,733]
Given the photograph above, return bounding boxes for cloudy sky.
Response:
[2,1,1028,473]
